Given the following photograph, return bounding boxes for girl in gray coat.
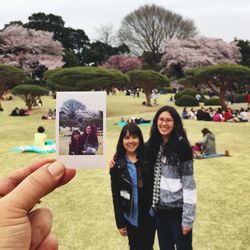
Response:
[196,128,216,155]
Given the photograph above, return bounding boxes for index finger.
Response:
[0,158,55,197]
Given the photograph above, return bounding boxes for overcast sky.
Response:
[0,0,249,42]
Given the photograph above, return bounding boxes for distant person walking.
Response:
[247,91,250,109]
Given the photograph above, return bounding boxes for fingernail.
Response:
[48,162,64,177]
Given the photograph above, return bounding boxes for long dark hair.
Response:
[201,128,212,136]
[146,105,190,165]
[115,123,145,162]
[71,129,81,143]
[82,125,98,145]
[69,130,82,155]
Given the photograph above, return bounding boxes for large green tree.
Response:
[119,4,197,68]
[84,41,130,66]
[24,12,89,66]
[234,38,250,68]
[24,13,89,52]
[44,66,129,91]
[127,70,169,106]
[12,84,46,110]
[184,64,250,109]
[0,64,30,99]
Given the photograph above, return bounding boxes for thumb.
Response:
[5,161,65,212]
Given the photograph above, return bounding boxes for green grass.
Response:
[0,94,249,250]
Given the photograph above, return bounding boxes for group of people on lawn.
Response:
[182,106,249,122]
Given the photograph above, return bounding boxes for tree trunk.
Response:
[28,104,32,111]
[142,82,152,106]
[144,89,151,106]
[219,79,227,109]
[219,91,227,109]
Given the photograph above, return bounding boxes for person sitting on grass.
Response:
[239,108,249,122]
[223,108,234,122]
[196,128,217,156]
[10,107,29,116]
[10,107,20,116]
[69,130,83,155]
[182,107,191,119]
[33,126,47,147]
[195,128,229,158]
[81,125,99,155]
[42,108,55,120]
[213,108,224,122]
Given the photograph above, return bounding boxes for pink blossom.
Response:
[0,25,64,75]
[102,55,142,72]
[160,37,241,73]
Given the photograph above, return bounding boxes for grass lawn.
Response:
[0,93,249,250]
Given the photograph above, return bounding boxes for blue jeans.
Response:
[155,209,192,250]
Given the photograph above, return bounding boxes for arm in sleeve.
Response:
[196,135,207,146]
[178,139,196,228]
[181,159,196,228]
[110,167,126,229]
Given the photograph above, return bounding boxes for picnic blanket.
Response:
[13,140,56,154]
[117,121,152,126]
[194,153,225,159]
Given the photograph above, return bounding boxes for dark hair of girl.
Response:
[71,130,81,142]
[201,128,212,136]
[69,130,82,155]
[146,105,191,165]
[115,123,145,162]
[37,126,45,133]
[82,125,98,145]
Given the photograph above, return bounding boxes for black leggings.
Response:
[125,215,155,250]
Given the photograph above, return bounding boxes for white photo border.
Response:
[56,91,106,169]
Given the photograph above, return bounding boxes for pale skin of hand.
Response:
[0,158,76,250]
[182,227,192,235]
[118,227,128,237]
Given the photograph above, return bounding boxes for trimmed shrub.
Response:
[175,95,199,107]
[12,84,46,110]
[174,88,199,100]
[201,89,210,96]
[204,98,221,106]
[159,87,175,94]
[235,94,247,103]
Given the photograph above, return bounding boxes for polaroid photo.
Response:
[56,91,106,169]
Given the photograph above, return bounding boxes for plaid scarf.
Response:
[152,145,165,209]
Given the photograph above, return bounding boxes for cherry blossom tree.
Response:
[160,37,241,77]
[102,55,142,72]
[0,25,64,79]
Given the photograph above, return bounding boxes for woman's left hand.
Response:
[182,227,192,235]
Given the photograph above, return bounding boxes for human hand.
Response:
[109,159,115,169]
[182,227,192,235]
[118,227,127,237]
[109,154,116,169]
[0,158,76,250]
